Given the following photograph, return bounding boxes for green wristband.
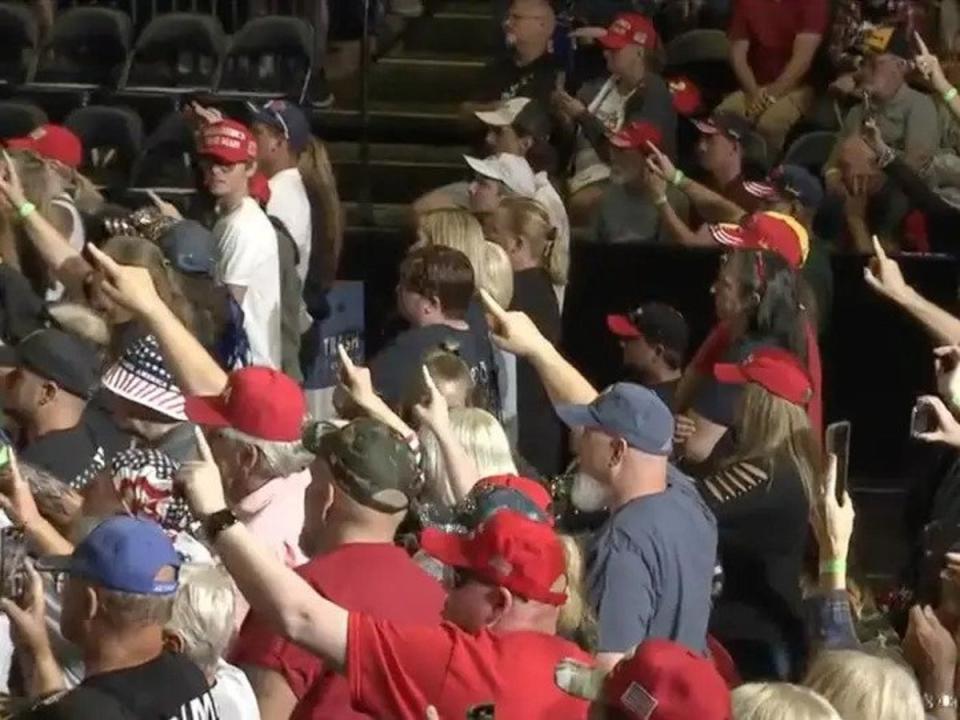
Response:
[945,87,959,103]
[17,201,36,219]
[671,169,685,187]
[819,558,847,575]
[653,195,668,208]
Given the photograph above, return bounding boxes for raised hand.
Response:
[644,141,677,182]
[0,150,28,210]
[863,235,910,303]
[902,604,958,692]
[914,32,951,95]
[176,426,227,518]
[0,450,41,530]
[914,395,960,448]
[0,561,49,656]
[85,243,163,317]
[146,190,183,221]
[412,365,450,432]
[479,288,548,358]
[810,454,855,562]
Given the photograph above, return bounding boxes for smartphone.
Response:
[0,527,26,600]
[824,421,852,504]
[465,705,495,720]
[911,401,939,437]
[0,444,10,472]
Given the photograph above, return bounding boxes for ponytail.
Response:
[299,136,343,292]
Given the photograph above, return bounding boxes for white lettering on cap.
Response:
[620,682,657,719]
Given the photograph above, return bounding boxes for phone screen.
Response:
[0,527,26,600]
[911,402,939,437]
[0,445,10,471]
[825,421,851,504]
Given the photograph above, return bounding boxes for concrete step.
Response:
[335,158,467,203]
[328,141,468,164]
[368,56,488,104]
[315,103,467,144]
[401,9,499,57]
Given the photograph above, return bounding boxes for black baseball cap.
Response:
[693,111,753,143]
[303,418,423,513]
[11,329,100,399]
[606,302,690,358]
[863,25,912,60]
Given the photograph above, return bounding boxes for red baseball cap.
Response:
[184,366,307,442]
[555,639,732,720]
[420,509,567,606]
[477,474,553,517]
[598,13,658,51]
[609,121,663,151]
[667,77,702,117]
[707,211,810,268]
[198,119,258,165]
[714,346,813,406]
[6,124,83,168]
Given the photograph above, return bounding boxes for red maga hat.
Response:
[714,346,813,406]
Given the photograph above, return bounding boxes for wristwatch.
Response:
[202,508,239,541]
[922,692,958,711]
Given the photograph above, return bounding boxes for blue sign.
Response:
[303,281,365,389]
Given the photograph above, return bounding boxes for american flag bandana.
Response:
[102,335,186,421]
[110,448,195,534]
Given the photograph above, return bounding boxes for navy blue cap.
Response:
[16,328,100,399]
[556,383,674,455]
[159,220,215,277]
[249,99,311,154]
[37,516,181,595]
[770,164,823,210]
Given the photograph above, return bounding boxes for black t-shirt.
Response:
[475,52,561,104]
[699,454,810,679]
[21,652,216,719]
[511,268,563,476]
[370,323,497,412]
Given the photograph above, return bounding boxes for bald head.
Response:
[504,0,556,56]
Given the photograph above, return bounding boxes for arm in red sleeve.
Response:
[232,610,325,701]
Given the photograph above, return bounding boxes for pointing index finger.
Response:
[478,288,508,324]
[336,343,356,374]
[914,31,930,57]
[870,235,887,262]
[193,425,214,464]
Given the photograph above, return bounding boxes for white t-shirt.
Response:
[267,167,312,283]
[213,198,282,369]
[212,659,261,720]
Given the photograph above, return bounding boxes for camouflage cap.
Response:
[303,418,422,513]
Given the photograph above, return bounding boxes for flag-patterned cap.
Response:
[102,336,186,421]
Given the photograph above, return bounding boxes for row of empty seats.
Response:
[0,3,315,101]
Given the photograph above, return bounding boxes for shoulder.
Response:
[22,687,134,720]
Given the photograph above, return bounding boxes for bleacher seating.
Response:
[31,6,132,88]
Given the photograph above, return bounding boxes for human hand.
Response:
[412,365,450,432]
[842,175,870,219]
[903,604,958,692]
[146,190,183,221]
[935,346,960,411]
[0,150,29,211]
[915,32,952,95]
[745,90,772,120]
[642,160,668,199]
[568,26,606,41]
[864,235,912,303]
[186,101,224,127]
[830,73,859,97]
[914,395,960,448]
[552,89,587,120]
[673,414,695,445]
[644,141,678,183]
[176,426,228,518]
[861,119,892,158]
[0,450,41,530]
[0,561,49,656]
[425,707,440,720]
[335,343,386,415]
[84,243,164,317]
[810,454,855,562]
[479,288,548,358]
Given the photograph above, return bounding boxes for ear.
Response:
[487,586,513,627]
[244,162,257,179]
[425,294,443,316]
[39,381,58,406]
[239,442,260,473]
[518,135,534,155]
[609,436,627,465]
[86,586,100,623]
[163,629,185,655]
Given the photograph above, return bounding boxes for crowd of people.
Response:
[3,0,960,718]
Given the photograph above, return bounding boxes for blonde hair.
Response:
[804,650,925,720]
[403,348,475,414]
[730,383,821,501]
[47,302,111,348]
[482,241,514,308]
[497,196,566,286]
[557,535,596,648]
[299,137,343,292]
[420,407,517,506]
[166,564,236,674]
[416,208,491,293]
[732,683,841,720]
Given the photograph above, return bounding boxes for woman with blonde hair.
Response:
[415,208,490,293]
[492,196,565,476]
[804,650,925,720]
[732,683,841,720]
[699,347,820,681]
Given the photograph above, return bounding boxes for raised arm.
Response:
[86,244,228,395]
[178,428,349,669]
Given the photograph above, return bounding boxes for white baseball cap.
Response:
[464,153,537,197]
[474,97,531,127]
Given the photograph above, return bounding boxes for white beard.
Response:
[571,472,611,512]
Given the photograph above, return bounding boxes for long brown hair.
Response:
[299,137,343,291]
[728,383,821,500]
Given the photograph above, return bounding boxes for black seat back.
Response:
[218,15,314,101]
[123,12,225,90]
[33,7,132,86]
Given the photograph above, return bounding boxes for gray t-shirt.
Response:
[586,466,717,654]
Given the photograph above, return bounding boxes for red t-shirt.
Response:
[728,0,829,85]
[231,544,446,720]
[347,614,593,720]
[691,319,823,438]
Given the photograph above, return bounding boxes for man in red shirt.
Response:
[179,432,593,720]
[230,417,445,719]
[717,0,829,153]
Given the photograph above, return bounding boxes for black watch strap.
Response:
[203,508,239,540]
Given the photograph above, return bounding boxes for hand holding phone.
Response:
[0,527,26,600]
[912,395,960,448]
[824,421,851,504]
[935,346,960,409]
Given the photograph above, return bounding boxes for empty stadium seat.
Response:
[218,15,314,102]
[0,2,38,85]
[65,105,143,187]
[784,131,838,173]
[0,100,46,139]
[31,6,132,88]
[121,12,226,92]
[130,109,198,190]
[665,29,736,109]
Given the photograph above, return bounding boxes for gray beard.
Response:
[571,472,611,512]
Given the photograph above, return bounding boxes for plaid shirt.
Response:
[828,0,923,72]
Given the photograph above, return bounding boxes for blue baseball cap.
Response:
[158,219,215,277]
[556,383,674,456]
[37,516,181,595]
[764,164,824,210]
[248,99,311,153]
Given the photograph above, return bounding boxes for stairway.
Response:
[318,0,498,234]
